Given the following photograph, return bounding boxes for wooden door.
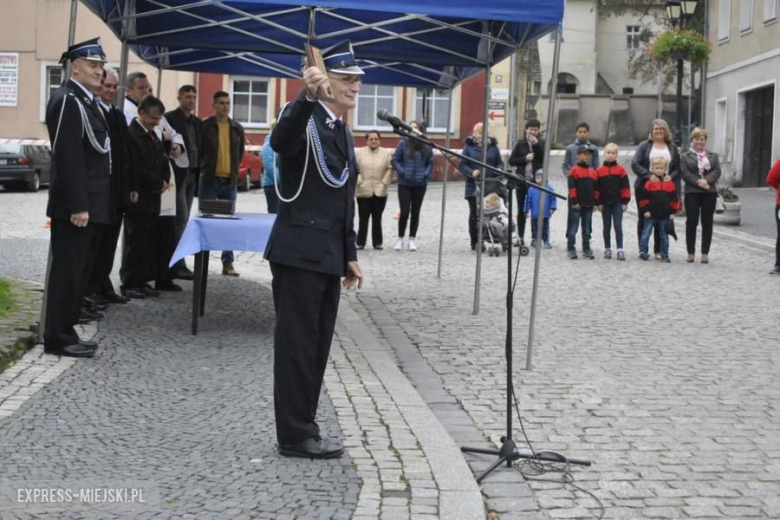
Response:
[742,86,775,187]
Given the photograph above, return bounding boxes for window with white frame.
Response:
[765,0,778,21]
[353,84,395,130]
[413,88,452,132]
[740,0,754,31]
[230,77,270,127]
[626,26,641,49]
[718,0,732,40]
[38,62,64,122]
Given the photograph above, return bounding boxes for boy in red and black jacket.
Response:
[638,156,680,262]
[567,146,600,259]
[597,143,631,261]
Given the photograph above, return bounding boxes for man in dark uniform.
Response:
[265,41,364,459]
[165,85,203,280]
[43,38,112,358]
[87,67,134,305]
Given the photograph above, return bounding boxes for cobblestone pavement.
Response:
[1,155,779,519]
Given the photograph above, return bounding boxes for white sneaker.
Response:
[408,239,417,251]
[394,238,404,251]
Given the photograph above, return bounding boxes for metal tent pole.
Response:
[436,87,454,279]
[117,40,130,112]
[40,0,79,343]
[526,27,562,370]
[472,60,493,315]
[156,66,163,97]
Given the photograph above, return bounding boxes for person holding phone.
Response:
[509,119,546,247]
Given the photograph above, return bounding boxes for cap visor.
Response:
[328,65,364,75]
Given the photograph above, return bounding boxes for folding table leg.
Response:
[192,251,203,335]
[200,252,209,317]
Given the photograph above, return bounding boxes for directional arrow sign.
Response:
[488,111,505,121]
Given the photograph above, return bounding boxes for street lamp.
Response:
[666,0,698,146]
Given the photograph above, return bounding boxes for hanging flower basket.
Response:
[649,29,712,65]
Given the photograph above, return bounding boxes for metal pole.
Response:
[675,57,684,146]
[700,0,709,127]
[473,53,493,315]
[40,0,79,343]
[688,64,693,137]
[526,27,562,370]
[436,88,454,279]
[508,50,517,147]
[117,40,130,112]
[156,66,163,97]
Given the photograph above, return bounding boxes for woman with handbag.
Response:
[631,119,681,259]
[681,127,721,264]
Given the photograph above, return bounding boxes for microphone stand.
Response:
[388,124,589,483]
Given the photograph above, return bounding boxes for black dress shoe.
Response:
[103,291,131,304]
[374,245,383,250]
[174,267,195,281]
[278,436,344,459]
[83,300,108,312]
[140,284,160,297]
[155,280,183,292]
[356,243,365,250]
[79,308,104,322]
[44,344,96,358]
[120,286,146,299]
[78,339,99,350]
[88,293,112,305]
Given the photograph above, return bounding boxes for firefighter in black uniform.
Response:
[43,38,112,358]
[265,41,364,459]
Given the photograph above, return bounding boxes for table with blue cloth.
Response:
[169,212,276,334]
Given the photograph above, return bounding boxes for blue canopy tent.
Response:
[64,0,565,353]
[77,0,563,87]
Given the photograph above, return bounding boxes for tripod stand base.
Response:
[462,437,592,483]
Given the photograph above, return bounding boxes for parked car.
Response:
[0,143,51,192]
[237,140,263,192]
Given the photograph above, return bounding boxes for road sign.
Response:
[488,101,506,125]
[491,88,508,100]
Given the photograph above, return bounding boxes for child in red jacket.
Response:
[638,157,680,262]
[567,146,600,259]
[767,159,780,274]
[597,143,631,261]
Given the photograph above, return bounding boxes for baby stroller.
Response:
[477,181,529,257]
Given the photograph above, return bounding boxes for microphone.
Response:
[376,109,424,136]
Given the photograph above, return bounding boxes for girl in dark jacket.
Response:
[631,119,680,258]
[680,127,721,263]
[392,121,433,251]
[459,122,505,250]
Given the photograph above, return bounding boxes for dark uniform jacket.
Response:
[200,116,245,187]
[101,104,134,214]
[264,91,358,277]
[45,79,111,224]
[126,119,170,214]
[165,107,204,187]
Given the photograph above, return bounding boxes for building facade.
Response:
[706,0,779,186]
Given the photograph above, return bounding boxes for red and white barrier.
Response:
[0,138,50,146]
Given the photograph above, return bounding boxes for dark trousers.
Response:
[601,202,624,250]
[44,220,104,350]
[775,204,780,267]
[173,170,197,269]
[122,212,157,288]
[356,195,387,247]
[467,196,478,246]
[270,262,341,445]
[637,201,661,254]
[264,186,279,214]
[199,176,237,265]
[684,192,717,255]
[398,185,426,237]
[515,184,528,240]
[530,218,550,242]
[567,206,593,251]
[89,211,123,295]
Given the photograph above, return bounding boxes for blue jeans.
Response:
[601,202,624,249]
[199,176,237,265]
[530,218,550,243]
[640,218,669,258]
[567,206,593,251]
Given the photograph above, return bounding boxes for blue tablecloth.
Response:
[169,212,276,267]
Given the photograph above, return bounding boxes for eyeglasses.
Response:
[328,75,362,86]
[102,83,118,90]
